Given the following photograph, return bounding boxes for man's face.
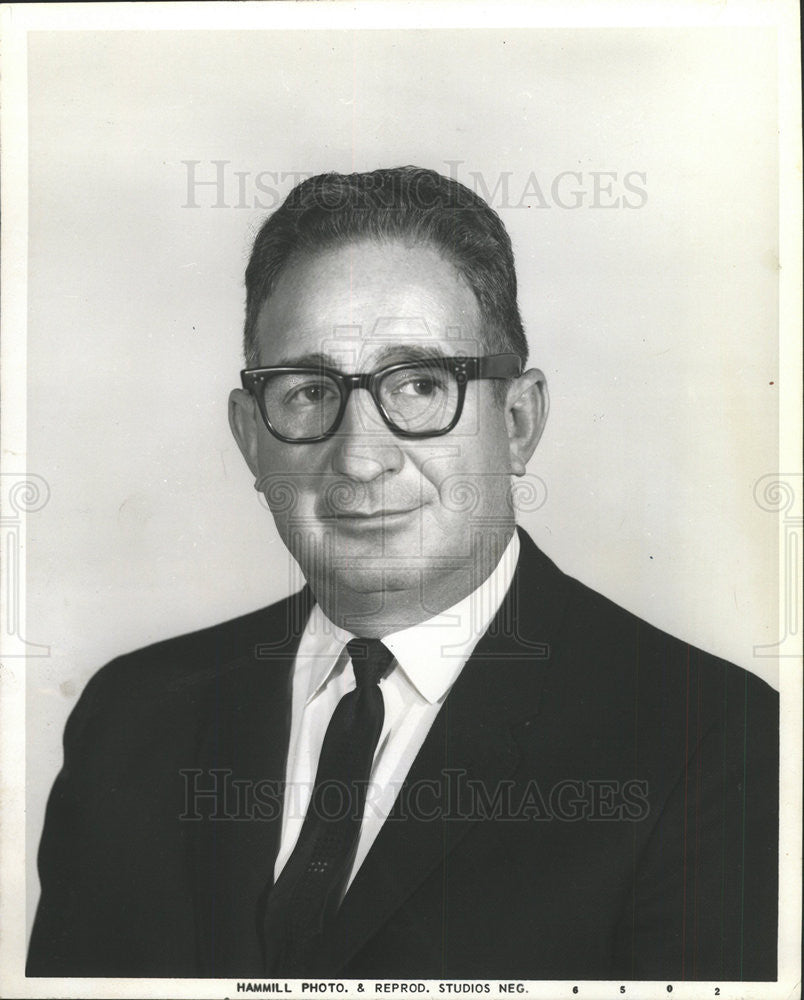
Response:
[230,239,543,632]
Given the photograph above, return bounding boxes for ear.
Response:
[504,368,549,476]
[228,388,262,478]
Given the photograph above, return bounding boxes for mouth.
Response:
[328,507,421,525]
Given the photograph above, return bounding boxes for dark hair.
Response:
[243,165,528,371]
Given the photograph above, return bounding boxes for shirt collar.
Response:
[305,531,520,706]
[302,609,355,705]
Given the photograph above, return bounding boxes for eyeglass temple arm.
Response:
[471,353,523,379]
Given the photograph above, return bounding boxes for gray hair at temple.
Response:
[243,166,529,379]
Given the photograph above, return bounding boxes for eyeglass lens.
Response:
[260,362,460,439]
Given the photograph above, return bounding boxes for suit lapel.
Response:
[191,589,312,977]
[324,530,572,972]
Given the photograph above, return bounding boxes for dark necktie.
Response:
[259,637,394,976]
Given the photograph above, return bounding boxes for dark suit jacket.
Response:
[27,529,778,980]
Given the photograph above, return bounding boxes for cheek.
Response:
[420,446,512,529]
[255,440,324,522]
[422,404,511,488]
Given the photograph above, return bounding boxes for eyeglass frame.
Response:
[240,353,524,443]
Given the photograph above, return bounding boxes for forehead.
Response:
[253,239,483,367]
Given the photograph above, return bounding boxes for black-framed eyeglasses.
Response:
[240,353,523,443]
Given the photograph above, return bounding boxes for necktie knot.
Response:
[346,638,395,688]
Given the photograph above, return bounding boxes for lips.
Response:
[330,508,419,520]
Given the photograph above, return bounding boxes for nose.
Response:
[331,388,403,482]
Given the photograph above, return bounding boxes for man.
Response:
[28,167,778,981]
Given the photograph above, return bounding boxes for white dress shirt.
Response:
[273,530,520,890]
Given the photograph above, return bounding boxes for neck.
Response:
[308,527,516,638]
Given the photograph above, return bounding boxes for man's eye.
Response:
[395,376,442,397]
[287,382,336,405]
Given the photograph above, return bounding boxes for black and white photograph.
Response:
[0,2,800,998]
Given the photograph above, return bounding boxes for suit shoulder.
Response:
[515,530,777,716]
[558,569,777,729]
[570,568,774,676]
[84,589,307,703]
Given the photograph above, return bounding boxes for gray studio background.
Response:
[25,28,779,932]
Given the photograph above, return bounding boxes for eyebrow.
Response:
[274,344,452,369]
[274,351,339,367]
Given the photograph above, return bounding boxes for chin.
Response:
[364,563,431,588]
[330,565,443,634]
[328,559,424,593]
